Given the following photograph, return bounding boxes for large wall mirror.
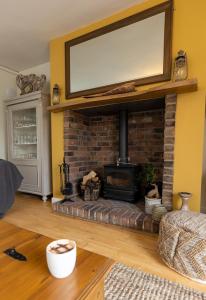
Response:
[65,1,173,99]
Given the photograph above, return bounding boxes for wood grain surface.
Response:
[4,193,206,293]
[0,221,113,300]
[48,79,197,113]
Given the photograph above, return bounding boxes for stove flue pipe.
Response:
[119,110,128,164]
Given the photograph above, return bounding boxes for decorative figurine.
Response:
[59,158,73,202]
[52,84,60,105]
[16,73,46,95]
[173,50,188,81]
[179,192,192,211]
[84,82,137,98]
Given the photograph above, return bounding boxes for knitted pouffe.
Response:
[158,210,206,284]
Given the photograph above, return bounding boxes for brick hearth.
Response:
[52,198,159,233]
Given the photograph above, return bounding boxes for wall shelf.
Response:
[47,79,198,113]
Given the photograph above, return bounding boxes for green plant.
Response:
[137,164,157,198]
[142,164,156,184]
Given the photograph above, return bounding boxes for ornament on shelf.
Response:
[52,84,60,105]
[173,50,188,82]
[16,74,46,95]
[84,82,137,98]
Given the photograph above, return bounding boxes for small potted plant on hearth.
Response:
[141,164,162,214]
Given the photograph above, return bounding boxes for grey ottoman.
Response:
[158,210,206,284]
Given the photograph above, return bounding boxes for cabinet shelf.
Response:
[15,156,37,160]
[14,143,37,146]
[14,124,36,129]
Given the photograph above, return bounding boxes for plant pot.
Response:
[145,196,161,214]
[152,204,168,222]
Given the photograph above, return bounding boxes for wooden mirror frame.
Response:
[65,1,173,99]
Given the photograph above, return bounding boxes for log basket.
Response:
[81,181,101,201]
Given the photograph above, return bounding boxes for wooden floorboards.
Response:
[4,192,206,293]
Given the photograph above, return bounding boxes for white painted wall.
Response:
[21,62,50,79]
[0,70,17,158]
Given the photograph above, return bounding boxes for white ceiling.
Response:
[0,0,145,71]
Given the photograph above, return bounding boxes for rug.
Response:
[105,263,206,300]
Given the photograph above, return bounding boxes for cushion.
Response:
[158,210,206,284]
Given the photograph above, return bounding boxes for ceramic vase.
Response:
[179,192,192,211]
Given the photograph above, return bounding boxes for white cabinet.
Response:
[5,91,51,201]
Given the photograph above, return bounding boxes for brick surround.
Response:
[162,94,177,210]
[64,94,176,210]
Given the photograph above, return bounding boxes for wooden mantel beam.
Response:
[47,79,198,113]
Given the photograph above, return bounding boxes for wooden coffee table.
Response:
[0,221,114,300]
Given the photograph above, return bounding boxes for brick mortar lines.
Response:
[162,94,177,210]
[64,102,176,208]
[64,109,165,191]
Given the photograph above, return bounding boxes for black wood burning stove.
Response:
[103,164,139,202]
[103,110,139,203]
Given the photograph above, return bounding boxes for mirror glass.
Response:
[65,2,172,98]
[70,12,165,93]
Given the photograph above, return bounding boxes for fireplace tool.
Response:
[59,157,73,202]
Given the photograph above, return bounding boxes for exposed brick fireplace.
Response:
[64,94,176,210]
[65,109,164,191]
[49,75,199,233]
[51,94,177,233]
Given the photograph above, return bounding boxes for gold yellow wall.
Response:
[50,0,206,211]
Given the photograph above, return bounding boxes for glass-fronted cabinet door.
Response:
[5,91,51,200]
[8,103,38,161]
